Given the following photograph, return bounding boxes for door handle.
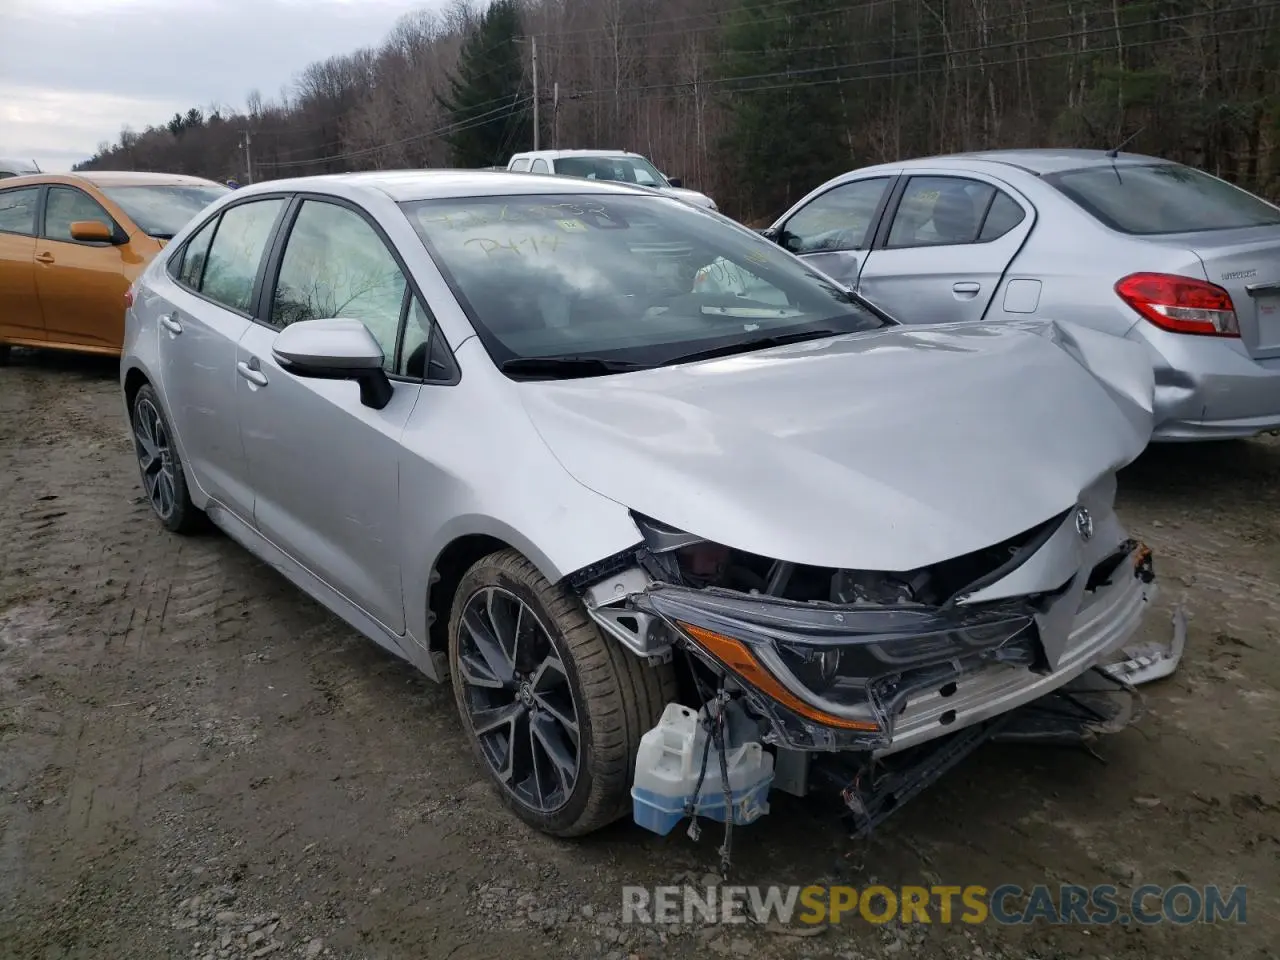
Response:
[237,360,268,387]
[34,252,54,264]
[160,313,183,335]
[952,281,981,294]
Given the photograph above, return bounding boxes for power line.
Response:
[255,95,533,169]
[560,0,1164,61]
[561,19,1277,103]
[552,7,1280,102]
[527,0,818,40]
[169,1,1276,175]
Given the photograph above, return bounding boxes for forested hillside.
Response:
[76,0,1280,221]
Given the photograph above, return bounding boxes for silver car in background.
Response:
[764,149,1280,441]
[0,157,41,179]
[121,171,1159,840]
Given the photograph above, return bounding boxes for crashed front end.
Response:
[573,473,1159,836]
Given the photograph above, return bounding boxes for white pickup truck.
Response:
[506,149,717,211]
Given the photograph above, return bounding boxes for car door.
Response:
[33,184,138,350]
[236,196,425,633]
[771,175,898,288]
[855,173,1035,324]
[153,196,289,522]
[0,185,43,345]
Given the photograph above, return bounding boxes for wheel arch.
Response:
[424,533,519,670]
[122,363,151,415]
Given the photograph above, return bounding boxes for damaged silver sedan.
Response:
[120,170,1167,843]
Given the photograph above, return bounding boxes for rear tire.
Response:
[130,383,204,534]
[448,549,676,836]
[0,344,10,366]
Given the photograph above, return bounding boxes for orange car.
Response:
[0,171,228,360]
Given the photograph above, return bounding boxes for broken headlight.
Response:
[637,582,1034,746]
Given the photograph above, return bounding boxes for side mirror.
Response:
[756,226,780,243]
[70,219,114,243]
[271,318,393,409]
[666,176,683,188]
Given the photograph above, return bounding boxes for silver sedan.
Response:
[122,170,1159,838]
[763,149,1280,442]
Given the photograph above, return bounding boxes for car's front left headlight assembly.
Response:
[636,582,1035,748]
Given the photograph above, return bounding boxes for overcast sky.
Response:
[0,0,437,171]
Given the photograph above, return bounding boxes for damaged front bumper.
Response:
[877,542,1154,756]
[586,536,1158,759]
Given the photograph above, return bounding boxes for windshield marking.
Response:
[417,200,610,230]
[465,234,567,257]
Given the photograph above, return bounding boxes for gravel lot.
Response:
[1,350,1277,960]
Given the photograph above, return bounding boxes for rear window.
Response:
[100,183,229,239]
[1046,163,1280,235]
[556,156,667,188]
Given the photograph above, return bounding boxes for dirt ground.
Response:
[1,349,1276,960]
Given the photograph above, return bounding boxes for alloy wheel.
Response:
[133,397,177,521]
[457,586,581,812]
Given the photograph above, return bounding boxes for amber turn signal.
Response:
[677,620,880,732]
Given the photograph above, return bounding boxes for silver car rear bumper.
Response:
[876,556,1154,756]
[1153,409,1280,441]
[1134,324,1280,441]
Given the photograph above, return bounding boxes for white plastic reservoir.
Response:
[631,701,774,835]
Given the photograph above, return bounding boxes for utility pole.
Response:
[552,81,559,149]
[240,130,253,184]
[531,35,540,151]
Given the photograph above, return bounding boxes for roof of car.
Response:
[238,169,655,203]
[925,148,1170,175]
[511,149,639,160]
[75,171,224,187]
[0,170,224,188]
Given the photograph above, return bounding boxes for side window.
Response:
[779,178,891,255]
[510,158,531,172]
[199,198,285,313]
[270,200,407,371]
[0,187,39,235]
[44,186,117,242]
[886,177,996,248]
[530,158,550,174]
[398,297,454,381]
[978,191,1027,241]
[172,217,218,289]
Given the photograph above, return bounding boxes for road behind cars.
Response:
[1,351,1277,960]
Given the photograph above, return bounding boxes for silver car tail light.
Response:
[1115,272,1240,337]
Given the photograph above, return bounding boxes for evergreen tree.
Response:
[438,0,531,168]
[720,0,854,218]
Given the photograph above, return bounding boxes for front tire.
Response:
[449,549,676,836]
[130,383,203,534]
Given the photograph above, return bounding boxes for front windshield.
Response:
[555,156,668,188]
[401,193,888,374]
[100,183,230,238]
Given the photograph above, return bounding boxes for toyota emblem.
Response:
[1074,506,1094,541]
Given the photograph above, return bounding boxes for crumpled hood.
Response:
[518,320,1154,572]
